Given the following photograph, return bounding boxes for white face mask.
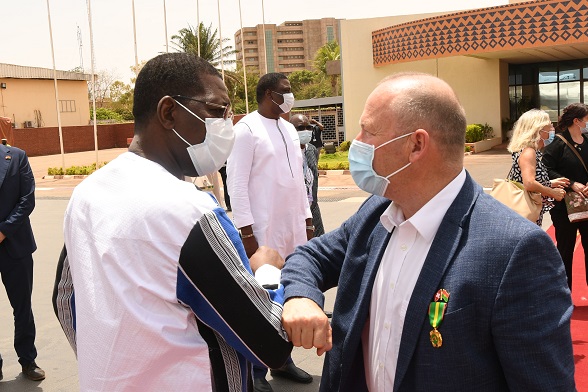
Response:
[172,99,235,176]
[581,120,588,134]
[298,130,313,145]
[272,91,295,113]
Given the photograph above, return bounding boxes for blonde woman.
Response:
[507,109,569,226]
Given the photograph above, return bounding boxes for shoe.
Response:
[270,362,313,384]
[0,363,3,381]
[21,361,45,381]
[253,377,273,392]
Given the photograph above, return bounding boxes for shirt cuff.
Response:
[254,264,281,287]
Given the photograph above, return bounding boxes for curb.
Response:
[318,170,351,176]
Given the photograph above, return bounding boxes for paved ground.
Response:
[0,146,519,391]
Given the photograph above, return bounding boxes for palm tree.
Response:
[171,22,237,69]
[171,22,239,94]
[313,41,341,96]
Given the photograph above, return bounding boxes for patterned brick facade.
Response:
[372,0,588,66]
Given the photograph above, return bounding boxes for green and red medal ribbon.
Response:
[428,289,450,348]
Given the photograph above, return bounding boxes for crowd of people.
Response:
[0,52,582,391]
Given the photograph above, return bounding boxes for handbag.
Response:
[556,134,588,222]
[490,178,542,222]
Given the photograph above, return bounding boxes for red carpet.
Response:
[546,225,588,391]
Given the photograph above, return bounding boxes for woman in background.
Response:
[543,102,588,291]
[507,109,567,227]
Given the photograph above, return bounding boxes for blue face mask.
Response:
[542,130,555,146]
[348,132,414,197]
[298,130,313,145]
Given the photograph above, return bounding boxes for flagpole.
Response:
[216,0,225,82]
[45,0,65,170]
[132,0,139,67]
[261,0,267,74]
[163,0,169,53]
[86,0,99,166]
[238,0,249,113]
[196,0,201,57]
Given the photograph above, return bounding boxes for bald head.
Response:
[369,73,466,159]
[290,114,308,124]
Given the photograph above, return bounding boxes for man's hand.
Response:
[249,245,284,273]
[282,297,332,356]
[0,231,5,244]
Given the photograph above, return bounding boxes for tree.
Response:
[171,22,240,98]
[87,69,119,108]
[313,41,341,96]
[171,23,237,70]
[231,64,260,114]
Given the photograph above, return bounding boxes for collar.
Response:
[380,169,466,242]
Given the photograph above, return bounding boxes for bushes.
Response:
[465,123,493,143]
[338,140,351,151]
[48,162,107,176]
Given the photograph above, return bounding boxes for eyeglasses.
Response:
[271,90,291,96]
[295,125,313,131]
[172,95,233,120]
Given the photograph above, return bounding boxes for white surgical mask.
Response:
[298,130,313,145]
[348,132,414,197]
[581,120,588,134]
[272,91,295,113]
[172,99,235,176]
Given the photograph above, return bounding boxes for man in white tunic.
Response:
[227,73,314,391]
[53,53,292,392]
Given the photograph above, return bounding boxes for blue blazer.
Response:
[0,144,36,259]
[282,172,575,391]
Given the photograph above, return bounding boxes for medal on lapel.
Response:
[5,155,10,160]
[428,289,450,348]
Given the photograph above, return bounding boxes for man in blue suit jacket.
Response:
[0,144,45,381]
[281,73,575,391]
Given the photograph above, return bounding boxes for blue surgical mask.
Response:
[543,130,555,146]
[348,132,414,197]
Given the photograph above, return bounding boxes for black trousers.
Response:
[219,166,231,209]
[550,209,588,291]
[0,247,37,366]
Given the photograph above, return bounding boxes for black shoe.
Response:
[21,361,45,381]
[270,362,313,384]
[0,362,3,381]
[253,377,273,392]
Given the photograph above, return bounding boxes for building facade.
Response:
[340,0,588,142]
[0,63,91,129]
[234,18,340,75]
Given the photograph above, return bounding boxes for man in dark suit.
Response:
[0,144,45,381]
[280,73,575,391]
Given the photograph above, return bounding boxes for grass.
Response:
[317,150,349,170]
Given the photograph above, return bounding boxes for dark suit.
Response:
[282,172,575,391]
[0,144,38,367]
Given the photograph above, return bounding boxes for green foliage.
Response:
[317,150,349,170]
[47,162,107,176]
[90,107,124,122]
[464,145,472,153]
[231,64,260,115]
[465,123,493,143]
[339,140,351,151]
[171,23,236,69]
[313,41,341,96]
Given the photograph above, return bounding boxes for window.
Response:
[60,100,76,113]
[509,60,588,123]
[327,26,334,42]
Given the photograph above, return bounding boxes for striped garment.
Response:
[52,152,291,392]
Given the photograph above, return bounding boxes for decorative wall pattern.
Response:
[372,0,588,66]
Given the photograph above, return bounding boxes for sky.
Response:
[1,0,507,83]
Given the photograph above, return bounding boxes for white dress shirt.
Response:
[363,169,466,392]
